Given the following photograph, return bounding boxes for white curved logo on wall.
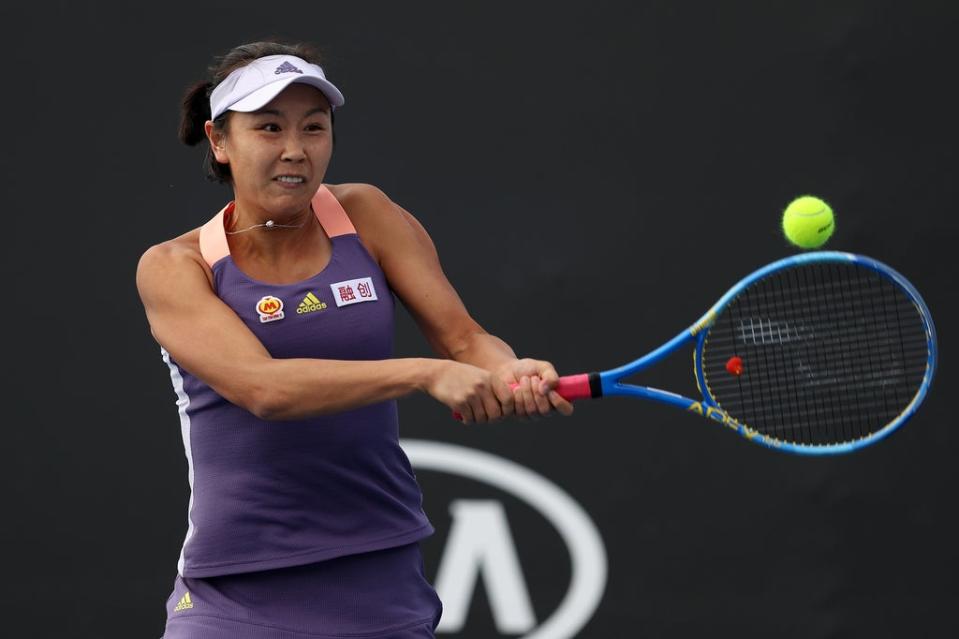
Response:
[401,439,608,639]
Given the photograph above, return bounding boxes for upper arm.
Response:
[340,185,484,358]
[135,241,274,415]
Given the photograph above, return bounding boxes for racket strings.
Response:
[704,280,925,346]
[701,262,930,445]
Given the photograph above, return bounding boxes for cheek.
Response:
[231,141,275,174]
[309,138,334,163]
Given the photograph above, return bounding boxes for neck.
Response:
[226,198,319,260]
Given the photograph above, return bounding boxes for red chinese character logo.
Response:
[338,285,356,302]
[357,281,372,298]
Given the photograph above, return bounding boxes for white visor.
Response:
[209,54,345,121]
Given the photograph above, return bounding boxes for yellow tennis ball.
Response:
[782,196,835,249]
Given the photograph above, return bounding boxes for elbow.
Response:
[249,397,279,421]
[248,387,291,421]
[207,360,296,420]
[232,379,292,421]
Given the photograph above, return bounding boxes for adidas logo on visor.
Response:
[275,60,303,75]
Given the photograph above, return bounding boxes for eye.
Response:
[258,123,281,132]
[305,123,327,132]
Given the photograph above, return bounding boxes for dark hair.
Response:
[178,41,331,183]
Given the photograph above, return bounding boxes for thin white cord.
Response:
[226,210,312,235]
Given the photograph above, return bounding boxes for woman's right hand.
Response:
[423,360,514,424]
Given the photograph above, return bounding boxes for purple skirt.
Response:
[162,543,442,638]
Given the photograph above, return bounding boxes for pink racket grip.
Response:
[451,373,597,421]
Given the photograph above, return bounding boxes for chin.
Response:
[264,193,311,217]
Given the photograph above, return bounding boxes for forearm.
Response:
[449,331,518,372]
[253,357,441,421]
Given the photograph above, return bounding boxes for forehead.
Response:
[257,83,331,115]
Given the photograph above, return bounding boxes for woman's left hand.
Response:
[494,358,575,419]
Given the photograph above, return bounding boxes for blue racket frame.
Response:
[598,251,938,455]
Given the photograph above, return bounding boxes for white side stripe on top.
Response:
[161,347,196,576]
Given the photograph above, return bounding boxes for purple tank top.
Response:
[161,185,433,578]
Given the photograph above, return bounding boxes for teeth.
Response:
[277,176,305,183]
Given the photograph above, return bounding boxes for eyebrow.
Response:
[252,106,330,118]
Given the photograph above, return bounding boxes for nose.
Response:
[280,133,307,162]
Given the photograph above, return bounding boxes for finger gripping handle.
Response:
[451,373,596,421]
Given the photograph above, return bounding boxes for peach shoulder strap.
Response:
[198,185,356,269]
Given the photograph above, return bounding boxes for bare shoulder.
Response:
[327,182,404,222]
[326,183,426,261]
[136,228,213,295]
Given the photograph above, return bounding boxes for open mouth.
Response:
[274,175,307,184]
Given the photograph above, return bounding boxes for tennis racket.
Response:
[463,252,937,455]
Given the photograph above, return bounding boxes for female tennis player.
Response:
[136,41,573,638]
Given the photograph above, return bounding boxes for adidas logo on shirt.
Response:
[174,592,194,612]
[297,292,328,314]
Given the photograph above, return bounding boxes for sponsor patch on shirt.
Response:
[330,277,378,308]
[255,295,285,323]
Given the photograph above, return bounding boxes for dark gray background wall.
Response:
[2,1,956,637]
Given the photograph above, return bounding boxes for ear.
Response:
[204,120,229,164]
